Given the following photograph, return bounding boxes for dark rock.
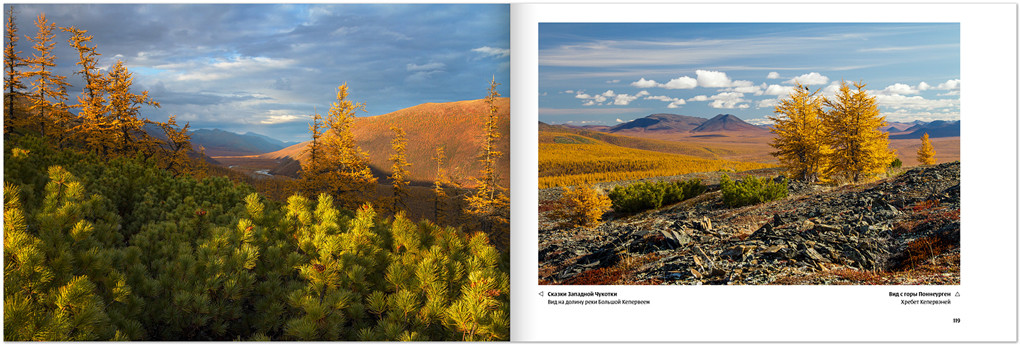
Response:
[692,216,713,232]
[801,247,829,263]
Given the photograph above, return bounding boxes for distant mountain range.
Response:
[604,113,767,134]
[890,120,960,139]
[566,113,957,139]
[142,125,298,156]
[189,129,299,156]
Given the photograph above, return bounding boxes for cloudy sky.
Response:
[539,23,960,126]
[7,4,510,142]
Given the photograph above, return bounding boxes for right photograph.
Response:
[537,23,961,285]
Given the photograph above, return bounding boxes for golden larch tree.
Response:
[465,77,509,231]
[917,132,937,165]
[768,83,831,183]
[388,125,410,212]
[107,60,160,154]
[23,13,70,138]
[299,108,329,197]
[148,115,197,176]
[64,26,111,154]
[4,6,28,132]
[320,83,377,208]
[821,80,896,183]
[432,146,449,225]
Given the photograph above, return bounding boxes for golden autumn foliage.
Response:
[432,146,450,225]
[388,125,411,211]
[148,115,200,176]
[319,83,377,209]
[107,60,160,155]
[821,80,896,183]
[539,132,772,189]
[552,184,612,229]
[64,26,112,154]
[5,6,28,132]
[917,132,937,165]
[299,109,328,197]
[768,83,830,183]
[465,78,509,228]
[23,13,70,138]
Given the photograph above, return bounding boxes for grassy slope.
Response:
[538,131,774,188]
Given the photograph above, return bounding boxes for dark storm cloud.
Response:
[5,3,510,142]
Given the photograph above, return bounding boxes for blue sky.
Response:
[7,4,510,142]
[539,23,960,126]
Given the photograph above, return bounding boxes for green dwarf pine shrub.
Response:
[607,179,706,213]
[4,133,509,341]
[719,174,788,208]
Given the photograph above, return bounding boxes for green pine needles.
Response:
[4,133,509,341]
[607,179,707,213]
[719,174,788,208]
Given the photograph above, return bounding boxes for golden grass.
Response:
[538,132,773,188]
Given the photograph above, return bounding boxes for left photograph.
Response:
[3,3,509,341]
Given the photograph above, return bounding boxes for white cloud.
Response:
[646,95,675,102]
[636,90,650,97]
[764,84,796,96]
[631,78,659,88]
[471,46,510,58]
[260,114,302,125]
[819,82,842,98]
[935,79,960,90]
[917,81,931,91]
[767,71,781,79]
[663,76,698,89]
[646,95,686,108]
[880,83,920,95]
[874,94,960,110]
[688,91,748,109]
[938,90,960,96]
[575,92,593,99]
[582,100,596,106]
[785,72,830,85]
[725,80,762,94]
[631,75,698,89]
[616,118,625,123]
[406,62,445,72]
[612,93,640,105]
[564,90,574,94]
[882,108,960,122]
[696,70,732,87]
[756,98,781,108]
[745,117,775,125]
[607,80,620,84]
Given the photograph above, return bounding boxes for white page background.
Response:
[510,3,1017,342]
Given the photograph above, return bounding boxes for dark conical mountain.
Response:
[691,114,766,132]
[608,113,707,133]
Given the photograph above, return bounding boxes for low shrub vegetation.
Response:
[719,174,788,207]
[607,179,706,213]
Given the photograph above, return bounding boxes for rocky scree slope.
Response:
[538,162,960,285]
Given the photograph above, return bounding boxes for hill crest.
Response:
[262,97,510,188]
